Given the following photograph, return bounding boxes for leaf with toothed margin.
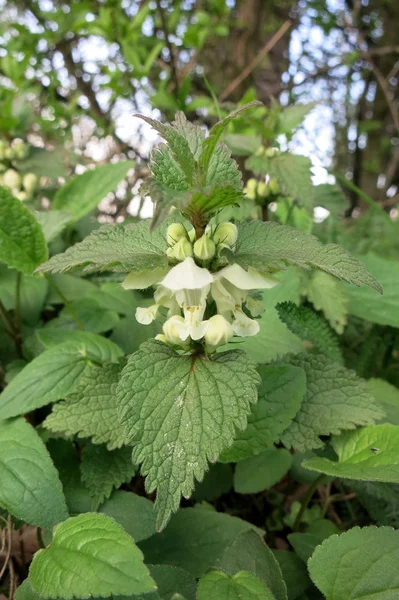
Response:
[116,340,260,530]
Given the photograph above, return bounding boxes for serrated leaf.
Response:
[206,143,242,190]
[313,183,348,217]
[234,448,292,494]
[220,365,306,463]
[273,550,311,600]
[303,424,399,482]
[36,329,124,362]
[0,185,48,273]
[368,378,399,425]
[277,103,317,134]
[144,179,191,230]
[53,297,120,333]
[197,570,276,600]
[36,219,168,275]
[117,340,260,530]
[350,480,399,528]
[148,564,196,600]
[280,354,383,451]
[0,418,68,528]
[276,301,343,364]
[150,144,190,192]
[345,254,399,327]
[229,221,382,292]
[189,184,243,214]
[28,513,156,599]
[308,526,399,600]
[44,362,127,450]
[224,134,262,156]
[81,444,135,508]
[305,271,349,334]
[172,112,205,160]
[138,507,262,578]
[99,490,157,542]
[34,210,73,242]
[53,161,134,221]
[0,341,104,419]
[288,520,339,563]
[218,531,288,600]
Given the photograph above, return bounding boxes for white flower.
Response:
[205,315,233,349]
[122,266,169,290]
[136,304,159,325]
[163,315,187,346]
[161,257,213,290]
[174,286,210,341]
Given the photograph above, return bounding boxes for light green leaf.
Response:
[206,143,242,190]
[273,551,311,600]
[0,418,68,529]
[197,570,276,600]
[280,354,383,451]
[219,531,288,600]
[313,183,348,217]
[81,444,135,508]
[368,378,399,425]
[53,161,134,221]
[52,297,120,333]
[229,221,382,292]
[288,520,339,563]
[36,219,168,275]
[29,513,156,599]
[224,134,262,156]
[220,365,306,463]
[138,507,262,578]
[0,266,48,326]
[276,301,343,364]
[345,254,399,327]
[234,448,292,494]
[308,526,399,600]
[36,329,124,363]
[148,564,196,600]
[46,273,97,303]
[44,362,127,450]
[0,342,97,418]
[303,424,399,483]
[14,580,39,600]
[16,146,67,178]
[305,271,349,334]
[277,103,317,134]
[99,490,157,542]
[117,340,260,530]
[34,210,73,242]
[0,185,48,273]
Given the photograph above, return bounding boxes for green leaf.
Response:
[197,570,276,600]
[44,362,127,450]
[0,185,48,273]
[81,444,135,508]
[280,354,383,451]
[29,513,156,599]
[52,297,120,333]
[350,480,399,528]
[14,581,39,600]
[229,221,382,292]
[148,564,196,600]
[16,146,67,178]
[224,134,262,156]
[305,271,349,334]
[138,507,261,578]
[34,210,73,242]
[117,340,260,530]
[0,418,68,529]
[46,274,97,303]
[99,490,157,542]
[288,520,339,563]
[234,448,292,494]
[192,463,233,501]
[308,526,399,600]
[345,254,399,327]
[368,378,399,425]
[53,161,134,221]
[220,365,306,463]
[276,302,343,364]
[219,531,288,600]
[111,314,160,355]
[0,266,48,326]
[36,329,124,363]
[313,184,348,217]
[273,551,311,600]
[303,424,399,483]
[206,143,242,190]
[36,219,168,275]
[277,103,317,134]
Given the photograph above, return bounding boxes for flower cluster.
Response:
[0,139,37,202]
[123,222,278,352]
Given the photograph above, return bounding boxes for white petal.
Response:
[232,309,260,337]
[122,266,169,290]
[211,280,236,314]
[161,257,213,290]
[135,304,159,325]
[216,263,278,290]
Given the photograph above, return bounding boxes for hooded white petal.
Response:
[216,263,278,290]
[161,257,213,291]
[232,309,260,337]
[135,304,159,325]
[122,266,169,290]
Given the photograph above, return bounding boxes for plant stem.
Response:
[0,297,23,357]
[14,271,22,334]
[293,474,326,531]
[44,274,85,330]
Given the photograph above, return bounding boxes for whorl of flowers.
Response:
[122,221,277,352]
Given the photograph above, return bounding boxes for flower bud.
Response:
[244,178,257,200]
[213,223,238,247]
[3,169,21,191]
[255,146,266,156]
[12,139,27,159]
[23,173,38,194]
[257,181,269,198]
[155,333,168,343]
[171,237,193,261]
[265,147,280,158]
[17,191,28,202]
[205,315,233,349]
[166,222,187,246]
[163,315,185,345]
[193,234,215,261]
[4,148,14,160]
[187,227,196,243]
[269,178,280,195]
